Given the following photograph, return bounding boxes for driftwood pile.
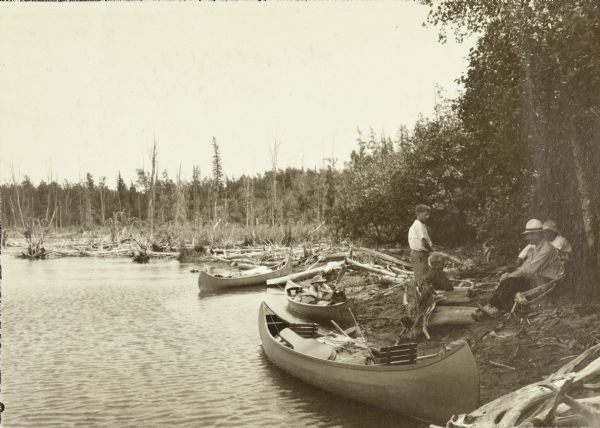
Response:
[250,245,490,340]
[20,217,54,260]
[438,343,600,428]
[12,213,187,263]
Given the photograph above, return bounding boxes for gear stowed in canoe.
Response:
[285,279,354,325]
[198,250,293,291]
[258,301,480,425]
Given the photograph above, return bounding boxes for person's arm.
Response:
[422,238,433,252]
[511,243,557,278]
[421,222,433,252]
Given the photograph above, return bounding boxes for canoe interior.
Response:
[266,311,319,339]
[259,301,480,424]
[198,251,292,290]
[285,281,354,324]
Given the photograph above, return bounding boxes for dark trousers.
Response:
[411,250,430,285]
[489,276,532,312]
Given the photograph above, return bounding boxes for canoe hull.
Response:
[198,254,292,291]
[286,296,354,324]
[259,302,479,424]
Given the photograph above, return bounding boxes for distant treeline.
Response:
[0,165,338,234]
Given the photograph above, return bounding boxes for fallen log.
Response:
[441,344,600,428]
[222,251,265,259]
[260,260,282,268]
[388,265,415,276]
[233,262,259,270]
[356,247,413,268]
[323,253,349,262]
[266,261,344,286]
[436,296,471,305]
[428,306,477,327]
[488,360,516,370]
[435,251,472,267]
[146,251,178,258]
[379,276,410,287]
[435,288,472,305]
[345,258,396,277]
[223,257,256,264]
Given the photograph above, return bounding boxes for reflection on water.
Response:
[1,252,418,427]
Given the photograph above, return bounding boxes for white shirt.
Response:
[518,244,534,260]
[519,235,571,260]
[408,219,432,251]
[510,239,561,280]
[552,235,572,255]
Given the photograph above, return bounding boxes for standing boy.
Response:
[408,204,433,284]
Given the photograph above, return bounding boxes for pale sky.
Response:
[0,2,473,187]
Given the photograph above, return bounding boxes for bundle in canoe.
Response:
[258,302,480,424]
[198,251,292,291]
[285,279,354,324]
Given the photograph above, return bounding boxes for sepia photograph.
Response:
[1,1,600,427]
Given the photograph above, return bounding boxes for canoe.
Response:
[198,252,292,291]
[258,302,479,424]
[285,280,354,324]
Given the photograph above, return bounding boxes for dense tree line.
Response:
[423,0,600,292]
[336,1,600,292]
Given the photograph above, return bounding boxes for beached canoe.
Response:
[285,280,354,324]
[198,252,292,291]
[258,302,479,424]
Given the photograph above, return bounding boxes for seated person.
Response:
[330,288,348,303]
[305,275,333,301]
[518,219,572,264]
[543,220,572,260]
[516,243,534,267]
[486,219,561,312]
[422,252,453,291]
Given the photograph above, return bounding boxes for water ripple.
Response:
[1,256,418,427]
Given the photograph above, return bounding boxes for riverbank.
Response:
[341,267,596,406]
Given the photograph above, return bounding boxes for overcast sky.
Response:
[0,2,473,187]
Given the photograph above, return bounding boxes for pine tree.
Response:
[190,166,201,224]
[211,137,224,219]
[116,172,128,213]
[98,176,106,225]
[84,173,94,228]
[148,141,157,233]
[324,158,337,224]
[174,165,187,224]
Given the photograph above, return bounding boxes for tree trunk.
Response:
[148,142,157,234]
[570,136,600,288]
[100,188,105,225]
[11,178,26,229]
[8,197,16,227]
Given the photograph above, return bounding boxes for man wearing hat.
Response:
[306,275,333,301]
[516,219,572,266]
[486,219,560,312]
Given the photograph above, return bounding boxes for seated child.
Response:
[421,252,453,291]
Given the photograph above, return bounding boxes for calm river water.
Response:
[1,251,416,427]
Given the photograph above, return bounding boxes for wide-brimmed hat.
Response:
[310,274,327,283]
[521,218,543,235]
[543,220,559,233]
